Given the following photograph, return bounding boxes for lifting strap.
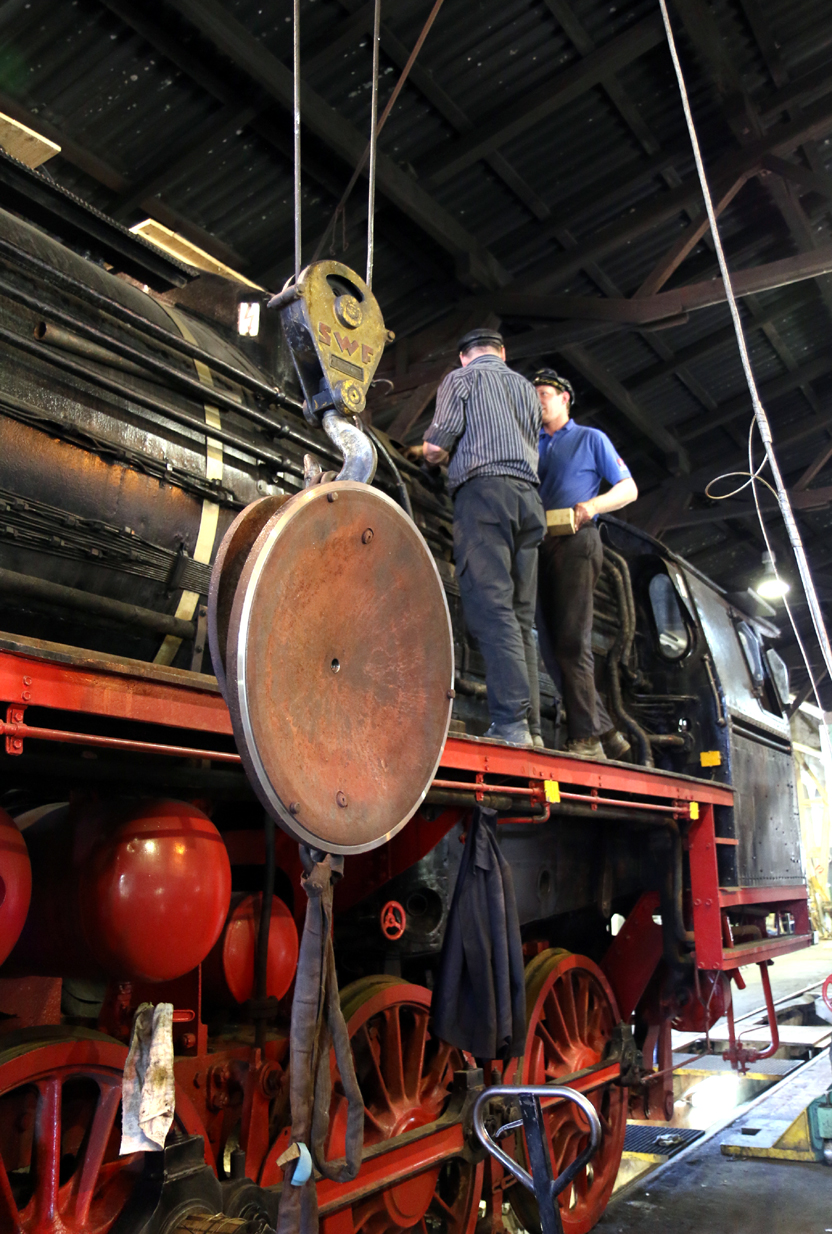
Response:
[276,849,364,1234]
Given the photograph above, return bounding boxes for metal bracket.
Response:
[190,604,208,674]
[5,703,25,755]
[473,1085,602,1234]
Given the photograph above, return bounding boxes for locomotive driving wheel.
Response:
[509,952,627,1234]
[0,1031,206,1234]
[263,977,482,1234]
[325,978,482,1234]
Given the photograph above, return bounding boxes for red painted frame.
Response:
[0,641,811,976]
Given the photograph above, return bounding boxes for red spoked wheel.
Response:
[262,977,482,1234]
[0,1031,207,1234]
[509,952,627,1234]
[326,977,482,1234]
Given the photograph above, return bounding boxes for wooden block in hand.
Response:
[546,507,577,536]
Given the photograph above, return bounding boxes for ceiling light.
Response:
[755,551,790,601]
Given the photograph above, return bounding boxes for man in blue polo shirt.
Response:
[533,369,638,759]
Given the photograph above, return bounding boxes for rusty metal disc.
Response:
[208,494,290,698]
[227,481,454,854]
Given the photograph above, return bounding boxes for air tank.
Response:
[7,798,231,982]
[203,892,299,1006]
[0,807,31,966]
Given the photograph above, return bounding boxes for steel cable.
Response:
[659,0,832,700]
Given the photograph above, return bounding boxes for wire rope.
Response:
[366,0,382,287]
[658,0,832,705]
[293,0,302,280]
[311,0,447,265]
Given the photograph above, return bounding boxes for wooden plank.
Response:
[0,111,60,169]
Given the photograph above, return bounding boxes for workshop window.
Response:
[649,573,689,659]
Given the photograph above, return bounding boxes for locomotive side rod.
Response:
[0,234,303,411]
[302,1060,622,1217]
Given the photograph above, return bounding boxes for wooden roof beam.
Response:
[516,91,832,294]
[478,243,832,326]
[420,14,666,187]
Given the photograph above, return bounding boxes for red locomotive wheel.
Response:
[263,977,482,1234]
[509,952,627,1234]
[326,978,482,1234]
[0,1032,207,1234]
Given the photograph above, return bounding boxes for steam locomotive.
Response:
[0,187,810,1234]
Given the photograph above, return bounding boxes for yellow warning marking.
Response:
[544,780,560,804]
[700,750,722,767]
[689,802,699,820]
[154,304,222,666]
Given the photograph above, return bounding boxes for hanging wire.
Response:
[366,0,382,288]
[311,0,447,266]
[658,0,832,702]
[293,0,302,281]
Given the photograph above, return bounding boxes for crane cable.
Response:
[311,0,447,267]
[659,0,832,707]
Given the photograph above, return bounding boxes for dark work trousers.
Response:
[537,523,612,742]
[453,476,546,728]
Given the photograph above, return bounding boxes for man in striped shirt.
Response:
[422,328,545,747]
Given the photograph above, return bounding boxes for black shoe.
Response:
[484,721,533,747]
[601,729,631,760]
[567,737,607,760]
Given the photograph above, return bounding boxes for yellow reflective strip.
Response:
[689,802,699,820]
[544,780,560,804]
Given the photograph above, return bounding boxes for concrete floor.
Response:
[596,939,832,1233]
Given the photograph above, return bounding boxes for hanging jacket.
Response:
[432,807,526,1061]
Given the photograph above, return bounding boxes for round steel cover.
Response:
[227,481,454,854]
[208,494,289,697]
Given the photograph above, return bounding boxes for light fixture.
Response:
[755,550,790,601]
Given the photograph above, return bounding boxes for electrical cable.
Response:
[659,0,832,704]
[367,0,382,288]
[367,426,415,519]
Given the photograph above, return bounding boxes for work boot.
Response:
[601,729,631,760]
[484,720,533,747]
[567,737,607,760]
[532,734,545,749]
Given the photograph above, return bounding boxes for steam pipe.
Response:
[602,543,637,668]
[0,320,307,475]
[35,320,151,380]
[0,234,303,410]
[0,565,196,639]
[0,273,321,448]
[367,426,414,518]
[605,557,653,766]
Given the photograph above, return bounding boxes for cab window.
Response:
[649,573,689,660]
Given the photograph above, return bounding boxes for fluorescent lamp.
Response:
[755,550,790,601]
[756,575,790,600]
